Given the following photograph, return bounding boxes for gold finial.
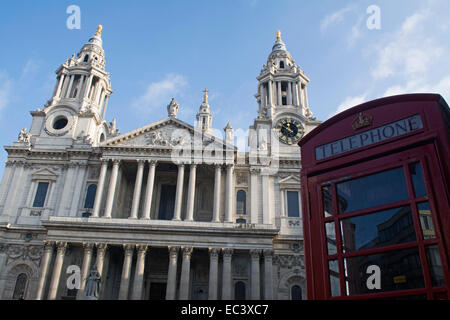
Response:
[276,30,281,41]
[203,88,209,103]
[96,25,103,36]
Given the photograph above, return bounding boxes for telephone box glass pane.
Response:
[322,185,333,217]
[337,167,409,214]
[340,206,416,253]
[328,260,340,297]
[344,247,425,295]
[417,202,436,239]
[409,162,427,198]
[426,245,445,287]
[325,222,337,255]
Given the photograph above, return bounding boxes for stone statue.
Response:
[18,128,31,144]
[83,267,101,300]
[167,98,179,118]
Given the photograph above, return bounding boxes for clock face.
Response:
[275,118,305,145]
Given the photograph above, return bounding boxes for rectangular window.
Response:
[426,245,445,287]
[325,221,337,255]
[32,182,49,208]
[340,205,416,253]
[336,167,409,214]
[322,185,333,217]
[287,191,300,217]
[328,260,340,297]
[343,247,425,296]
[409,162,427,198]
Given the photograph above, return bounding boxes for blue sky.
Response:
[0,0,449,176]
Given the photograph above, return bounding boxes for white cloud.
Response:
[320,6,353,33]
[0,72,13,114]
[332,93,368,117]
[383,76,450,102]
[132,73,188,115]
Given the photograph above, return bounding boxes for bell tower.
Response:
[195,89,214,135]
[29,26,114,149]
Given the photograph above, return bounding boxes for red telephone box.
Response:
[299,94,450,300]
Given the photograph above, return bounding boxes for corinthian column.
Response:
[130,160,145,219]
[166,246,179,300]
[92,159,108,218]
[118,244,134,300]
[250,249,261,300]
[142,160,157,220]
[225,165,234,223]
[208,248,219,300]
[35,241,54,300]
[104,159,120,218]
[179,247,193,300]
[221,248,233,299]
[77,242,94,299]
[131,245,148,300]
[212,165,221,222]
[263,249,274,300]
[47,241,67,300]
[173,164,185,221]
[185,164,197,221]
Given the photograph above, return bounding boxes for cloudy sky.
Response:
[0,0,449,175]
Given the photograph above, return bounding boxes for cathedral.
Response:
[0,26,320,300]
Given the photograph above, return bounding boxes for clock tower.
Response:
[250,31,317,159]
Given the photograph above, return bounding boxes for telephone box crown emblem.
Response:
[352,112,373,130]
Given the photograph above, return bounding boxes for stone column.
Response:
[166,246,179,300]
[104,159,120,218]
[101,95,110,119]
[131,245,148,300]
[287,82,293,105]
[304,85,309,108]
[65,75,74,98]
[225,164,234,223]
[83,74,94,99]
[173,164,185,221]
[250,249,261,300]
[118,244,134,300]
[262,174,271,224]
[293,81,299,107]
[280,190,286,217]
[95,243,108,278]
[277,81,282,106]
[185,164,197,221]
[77,242,94,299]
[263,250,274,300]
[267,80,273,107]
[92,159,108,218]
[54,74,65,99]
[208,248,219,300]
[35,241,54,300]
[212,165,222,222]
[250,168,259,224]
[179,247,193,300]
[142,160,157,220]
[130,160,145,219]
[47,241,67,300]
[221,248,233,299]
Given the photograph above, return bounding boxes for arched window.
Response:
[280,61,285,69]
[13,273,28,299]
[291,285,302,300]
[83,184,97,209]
[83,55,89,62]
[235,281,246,300]
[236,190,246,215]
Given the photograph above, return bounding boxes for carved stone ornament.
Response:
[273,254,303,269]
[18,128,31,145]
[352,112,373,130]
[5,244,43,261]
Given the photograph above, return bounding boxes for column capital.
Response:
[123,244,134,255]
[250,167,260,175]
[222,248,234,258]
[43,241,55,251]
[168,246,180,257]
[136,244,148,254]
[148,159,158,166]
[209,248,220,258]
[112,159,121,165]
[137,159,145,165]
[96,242,108,250]
[55,241,67,251]
[83,242,95,251]
[100,158,109,164]
[250,249,262,259]
[263,249,274,258]
[182,246,193,258]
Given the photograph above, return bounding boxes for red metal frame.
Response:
[299,94,450,300]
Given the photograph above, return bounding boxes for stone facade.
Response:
[0,28,320,300]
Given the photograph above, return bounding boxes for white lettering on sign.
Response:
[315,114,423,160]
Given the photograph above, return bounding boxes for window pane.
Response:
[13,273,27,299]
[409,162,427,198]
[337,167,409,214]
[426,245,445,287]
[291,285,302,300]
[417,202,436,239]
[325,222,337,255]
[84,184,97,209]
[287,191,300,217]
[328,260,340,297]
[344,247,425,296]
[322,185,333,217]
[340,206,416,253]
[32,182,49,208]
[236,190,246,215]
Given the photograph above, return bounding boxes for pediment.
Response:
[103,117,235,150]
[31,168,58,181]
[278,175,300,185]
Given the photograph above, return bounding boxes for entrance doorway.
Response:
[158,185,176,220]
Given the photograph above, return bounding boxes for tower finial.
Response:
[96,25,103,37]
[203,88,209,104]
[276,30,281,41]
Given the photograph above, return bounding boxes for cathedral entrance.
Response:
[158,185,176,220]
